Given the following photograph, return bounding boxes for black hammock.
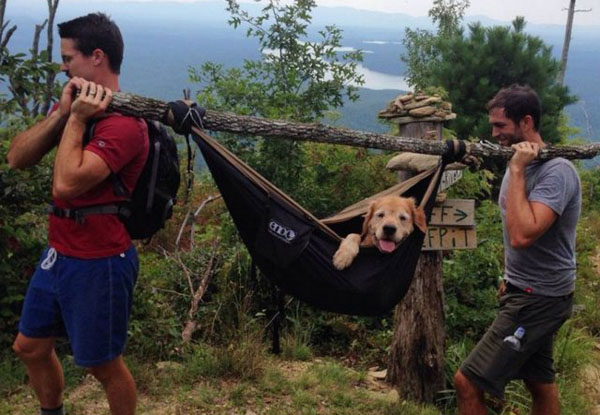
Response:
[189,129,463,316]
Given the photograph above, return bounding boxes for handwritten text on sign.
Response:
[422,226,477,251]
[439,170,463,192]
[429,199,475,227]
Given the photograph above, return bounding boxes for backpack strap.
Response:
[84,117,131,199]
[146,122,162,211]
[47,204,128,224]
[47,117,134,224]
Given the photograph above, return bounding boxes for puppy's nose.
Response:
[383,225,396,236]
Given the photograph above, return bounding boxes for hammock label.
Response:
[268,220,297,243]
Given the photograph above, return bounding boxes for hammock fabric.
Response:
[190,129,457,316]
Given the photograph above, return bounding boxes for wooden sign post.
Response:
[423,199,477,251]
[385,93,447,403]
[382,93,479,404]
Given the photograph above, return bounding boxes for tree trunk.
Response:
[386,118,445,404]
[387,253,445,402]
[0,0,17,51]
[558,0,576,85]
[31,19,48,117]
[41,0,59,116]
[106,91,600,161]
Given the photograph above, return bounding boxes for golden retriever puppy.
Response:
[332,195,427,270]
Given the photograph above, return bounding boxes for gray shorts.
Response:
[460,284,573,398]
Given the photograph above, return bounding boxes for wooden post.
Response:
[386,116,446,403]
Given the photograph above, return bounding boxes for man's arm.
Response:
[6,78,85,169]
[52,81,113,200]
[7,106,68,169]
[505,141,557,248]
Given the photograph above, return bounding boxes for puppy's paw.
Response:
[333,234,361,270]
[333,248,355,270]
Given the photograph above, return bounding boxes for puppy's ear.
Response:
[361,201,376,239]
[409,198,427,233]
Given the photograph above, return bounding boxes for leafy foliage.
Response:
[199,0,363,122]
[0,121,52,350]
[573,167,600,335]
[190,0,364,196]
[404,6,575,144]
[0,5,61,352]
[443,196,504,340]
[0,48,61,119]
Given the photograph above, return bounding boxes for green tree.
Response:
[0,0,61,119]
[404,3,575,144]
[403,0,469,89]
[190,0,364,197]
[0,0,61,350]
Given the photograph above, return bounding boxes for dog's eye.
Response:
[377,212,384,218]
[399,214,408,221]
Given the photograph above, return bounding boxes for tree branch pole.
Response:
[108,91,600,162]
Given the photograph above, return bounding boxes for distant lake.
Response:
[354,64,407,91]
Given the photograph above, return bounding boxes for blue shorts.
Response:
[18,246,138,367]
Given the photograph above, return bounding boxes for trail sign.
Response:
[439,170,463,192]
[422,226,477,251]
[429,199,475,226]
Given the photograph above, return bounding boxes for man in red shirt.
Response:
[7,13,148,415]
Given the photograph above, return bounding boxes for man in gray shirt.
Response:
[453,84,581,415]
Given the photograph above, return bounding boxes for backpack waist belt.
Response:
[47,204,131,224]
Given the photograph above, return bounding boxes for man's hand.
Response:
[70,80,113,124]
[57,77,85,118]
[497,279,506,299]
[509,141,539,172]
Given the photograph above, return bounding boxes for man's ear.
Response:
[409,198,427,233]
[361,201,376,239]
[91,48,105,67]
[520,114,534,133]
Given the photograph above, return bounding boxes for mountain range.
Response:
[4,1,600,166]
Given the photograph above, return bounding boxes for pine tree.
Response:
[405,12,575,144]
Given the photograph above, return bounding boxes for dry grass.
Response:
[2,357,441,415]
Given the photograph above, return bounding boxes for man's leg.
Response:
[454,369,488,415]
[88,355,136,415]
[525,380,559,415]
[13,333,64,410]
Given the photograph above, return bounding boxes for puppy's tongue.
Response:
[378,239,396,253]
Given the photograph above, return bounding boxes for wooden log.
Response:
[387,115,445,404]
[107,92,600,162]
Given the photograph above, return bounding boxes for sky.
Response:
[100,0,598,26]
[316,0,598,25]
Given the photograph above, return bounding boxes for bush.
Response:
[0,122,52,351]
[573,167,600,335]
[443,168,504,341]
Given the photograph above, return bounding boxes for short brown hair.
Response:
[487,84,541,131]
[58,13,123,74]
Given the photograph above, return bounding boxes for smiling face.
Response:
[361,196,427,254]
[489,107,525,147]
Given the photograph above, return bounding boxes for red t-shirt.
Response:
[49,113,149,258]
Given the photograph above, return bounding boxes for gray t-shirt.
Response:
[499,158,581,296]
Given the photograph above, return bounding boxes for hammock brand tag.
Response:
[268,219,297,243]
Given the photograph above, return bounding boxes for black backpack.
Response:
[49,118,181,240]
[119,120,180,239]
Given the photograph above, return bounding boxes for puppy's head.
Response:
[361,195,427,253]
